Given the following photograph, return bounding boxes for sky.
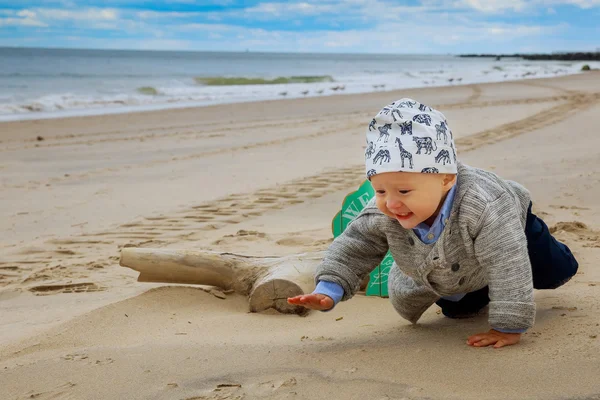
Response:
[0,0,599,54]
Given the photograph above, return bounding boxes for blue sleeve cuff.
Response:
[313,281,344,311]
[492,327,527,334]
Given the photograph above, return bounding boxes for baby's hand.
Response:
[467,329,521,348]
[287,294,334,311]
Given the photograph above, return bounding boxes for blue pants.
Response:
[436,203,579,318]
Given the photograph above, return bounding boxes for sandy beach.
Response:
[1,72,599,399]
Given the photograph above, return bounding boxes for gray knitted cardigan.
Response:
[315,162,535,331]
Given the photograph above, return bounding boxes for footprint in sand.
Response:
[61,353,89,362]
[276,237,315,247]
[550,205,590,211]
[550,221,600,248]
[276,234,333,249]
[19,382,76,400]
[550,221,588,233]
[212,230,268,245]
[28,282,105,295]
[178,369,412,399]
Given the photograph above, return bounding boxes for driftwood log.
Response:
[119,248,326,315]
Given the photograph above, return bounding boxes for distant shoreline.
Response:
[1,47,597,123]
[1,69,595,124]
[459,52,600,61]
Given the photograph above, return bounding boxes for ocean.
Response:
[0,47,596,121]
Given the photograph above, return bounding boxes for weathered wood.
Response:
[248,253,322,315]
[120,248,262,294]
[119,247,323,315]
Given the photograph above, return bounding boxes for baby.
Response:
[288,98,579,348]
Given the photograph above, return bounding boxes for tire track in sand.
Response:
[457,92,600,152]
[464,84,482,104]
[2,92,583,189]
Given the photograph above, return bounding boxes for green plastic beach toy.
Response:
[331,180,393,297]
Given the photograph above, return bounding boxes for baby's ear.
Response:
[441,174,457,190]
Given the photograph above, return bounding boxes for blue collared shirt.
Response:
[412,184,457,244]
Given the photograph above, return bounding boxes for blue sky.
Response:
[0,0,599,53]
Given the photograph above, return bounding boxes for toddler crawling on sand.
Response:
[288,98,578,348]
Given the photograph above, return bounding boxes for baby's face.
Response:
[370,171,456,229]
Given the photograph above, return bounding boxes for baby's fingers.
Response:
[467,333,486,345]
[300,295,326,308]
[287,294,333,310]
[286,294,318,307]
[287,295,304,304]
[467,332,499,347]
[469,337,497,347]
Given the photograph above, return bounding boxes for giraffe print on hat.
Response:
[365,98,457,179]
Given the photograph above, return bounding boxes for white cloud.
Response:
[459,0,528,12]
[4,7,121,26]
[177,22,239,32]
[34,8,120,21]
[0,9,48,27]
[243,2,339,17]
[422,0,600,12]
[0,17,48,27]
[487,25,545,36]
[137,10,201,19]
[4,7,151,31]
[17,10,38,19]
[562,0,600,7]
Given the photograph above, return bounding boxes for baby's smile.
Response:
[395,212,413,221]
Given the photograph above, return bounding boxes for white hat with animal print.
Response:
[364,98,457,179]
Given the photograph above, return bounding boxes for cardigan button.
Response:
[408,237,415,246]
[451,263,460,272]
